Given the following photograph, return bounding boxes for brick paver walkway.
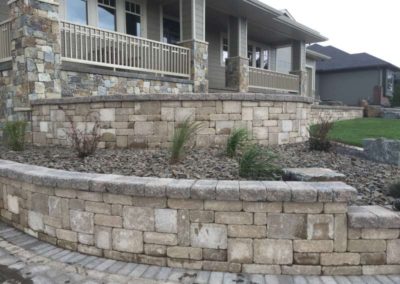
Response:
[0,221,399,284]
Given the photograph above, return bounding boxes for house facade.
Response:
[309,44,400,106]
[1,0,349,148]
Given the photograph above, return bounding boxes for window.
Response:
[66,0,88,25]
[263,49,269,69]
[255,47,261,68]
[387,71,394,94]
[98,0,116,31]
[248,45,253,67]
[126,1,141,37]
[163,18,180,44]
[221,37,228,65]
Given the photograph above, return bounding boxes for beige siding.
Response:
[238,18,247,58]
[194,0,205,40]
[0,2,9,22]
[181,0,192,40]
[207,26,225,89]
[276,46,292,74]
[147,0,161,41]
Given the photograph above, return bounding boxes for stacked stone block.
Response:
[30,93,312,148]
[310,105,364,125]
[2,160,400,275]
[60,69,193,97]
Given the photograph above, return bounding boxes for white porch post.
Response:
[291,40,308,96]
[178,0,208,92]
[225,16,249,92]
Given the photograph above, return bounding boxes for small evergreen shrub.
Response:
[3,121,27,151]
[60,106,101,158]
[239,144,282,180]
[309,116,334,152]
[170,117,203,164]
[388,181,400,198]
[226,128,249,158]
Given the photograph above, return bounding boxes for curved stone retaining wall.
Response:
[30,93,312,148]
[1,160,399,275]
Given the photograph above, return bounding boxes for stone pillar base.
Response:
[226,57,249,92]
[290,70,308,97]
[179,40,209,93]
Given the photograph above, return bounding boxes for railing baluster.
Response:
[58,21,190,78]
[249,67,300,94]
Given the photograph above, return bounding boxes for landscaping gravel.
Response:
[0,143,398,206]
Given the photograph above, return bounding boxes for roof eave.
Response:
[306,49,331,60]
[274,16,328,43]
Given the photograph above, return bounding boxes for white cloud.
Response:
[262,0,400,67]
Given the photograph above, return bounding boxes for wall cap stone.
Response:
[311,105,364,111]
[30,93,314,106]
[348,206,400,229]
[0,159,356,203]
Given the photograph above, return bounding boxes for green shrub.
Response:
[388,181,400,198]
[309,117,334,152]
[239,144,282,180]
[3,121,27,151]
[226,128,249,158]
[170,117,202,164]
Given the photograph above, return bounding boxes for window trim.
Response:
[248,40,271,70]
[220,32,229,66]
[59,0,147,38]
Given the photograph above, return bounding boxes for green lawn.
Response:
[328,118,400,147]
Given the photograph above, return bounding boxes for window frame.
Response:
[59,0,147,38]
[220,32,229,66]
[248,40,271,70]
[97,0,117,31]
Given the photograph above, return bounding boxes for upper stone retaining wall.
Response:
[30,93,313,148]
[1,159,400,275]
[310,105,364,124]
[60,63,194,97]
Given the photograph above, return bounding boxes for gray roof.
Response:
[308,44,400,72]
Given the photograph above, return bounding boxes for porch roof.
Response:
[207,0,327,45]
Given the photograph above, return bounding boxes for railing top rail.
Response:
[0,18,12,26]
[249,67,299,78]
[60,20,190,52]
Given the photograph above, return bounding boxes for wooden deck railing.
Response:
[249,67,300,93]
[0,19,12,63]
[60,21,191,78]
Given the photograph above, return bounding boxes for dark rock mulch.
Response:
[0,143,398,206]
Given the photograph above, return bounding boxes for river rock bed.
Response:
[0,143,398,206]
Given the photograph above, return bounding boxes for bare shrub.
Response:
[309,115,334,152]
[59,106,101,158]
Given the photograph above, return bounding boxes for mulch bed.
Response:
[0,143,399,206]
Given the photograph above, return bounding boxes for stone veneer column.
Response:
[8,0,61,121]
[179,40,209,93]
[290,40,308,96]
[178,0,208,93]
[225,16,249,92]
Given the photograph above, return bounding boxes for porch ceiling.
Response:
[206,0,327,45]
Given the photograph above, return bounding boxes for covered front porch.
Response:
[0,0,326,96]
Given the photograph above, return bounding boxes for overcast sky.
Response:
[262,0,400,67]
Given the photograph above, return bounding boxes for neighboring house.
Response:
[308,44,400,106]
